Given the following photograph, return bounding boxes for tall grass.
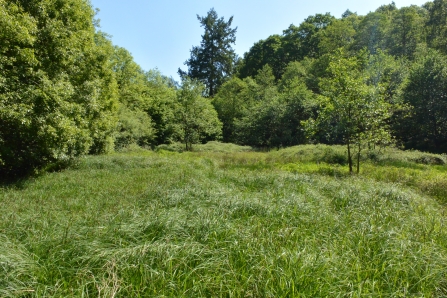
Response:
[1,144,446,297]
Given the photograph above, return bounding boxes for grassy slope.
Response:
[1,144,447,297]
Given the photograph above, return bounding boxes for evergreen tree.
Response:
[179,8,237,97]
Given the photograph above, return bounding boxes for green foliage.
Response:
[399,48,447,153]
[352,11,389,54]
[235,65,314,148]
[215,64,315,148]
[112,46,150,109]
[0,0,118,176]
[213,77,250,142]
[238,35,286,80]
[144,70,178,145]
[174,78,222,150]
[307,52,393,173]
[427,0,447,54]
[110,46,158,149]
[317,18,357,55]
[210,2,447,154]
[180,8,237,97]
[388,5,427,58]
[115,105,155,149]
[282,13,335,60]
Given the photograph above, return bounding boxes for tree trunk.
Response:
[357,142,361,174]
[347,140,353,173]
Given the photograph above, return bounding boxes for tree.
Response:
[174,78,222,150]
[282,13,335,61]
[387,5,427,58]
[231,64,313,148]
[317,18,356,55]
[238,35,286,80]
[111,46,155,148]
[307,53,392,173]
[427,0,447,54]
[0,0,118,176]
[399,48,447,153]
[352,11,390,54]
[213,77,251,142]
[179,8,237,97]
[143,70,178,145]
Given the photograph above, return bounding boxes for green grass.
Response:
[1,144,447,297]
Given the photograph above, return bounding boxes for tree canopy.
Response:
[179,8,237,97]
[2,0,447,177]
[0,0,118,176]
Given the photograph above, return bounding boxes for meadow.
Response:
[1,143,447,297]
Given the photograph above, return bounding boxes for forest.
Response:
[1,0,447,176]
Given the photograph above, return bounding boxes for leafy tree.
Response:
[0,0,118,176]
[232,64,313,148]
[86,32,120,154]
[174,78,222,150]
[282,13,335,61]
[112,46,149,109]
[364,50,408,103]
[115,106,154,149]
[427,0,447,54]
[213,77,251,142]
[318,18,357,55]
[353,11,390,54]
[238,35,286,80]
[399,48,447,153]
[144,69,178,145]
[111,46,155,148]
[276,63,316,146]
[342,9,355,19]
[387,6,427,58]
[307,53,392,173]
[179,8,237,97]
[234,96,285,148]
[233,66,279,147]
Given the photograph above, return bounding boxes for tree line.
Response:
[183,3,447,172]
[0,0,221,177]
[1,0,447,176]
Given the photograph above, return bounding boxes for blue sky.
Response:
[90,0,429,80]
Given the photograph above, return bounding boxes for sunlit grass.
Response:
[1,144,447,297]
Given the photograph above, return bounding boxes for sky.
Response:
[90,0,429,81]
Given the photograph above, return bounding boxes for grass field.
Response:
[1,143,447,297]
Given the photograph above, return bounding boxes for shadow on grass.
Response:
[0,159,75,189]
[0,171,35,189]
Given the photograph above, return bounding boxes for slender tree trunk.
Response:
[357,142,361,174]
[347,138,353,173]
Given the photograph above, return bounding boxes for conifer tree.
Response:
[179,8,237,97]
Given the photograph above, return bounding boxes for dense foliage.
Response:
[0,0,118,176]
[2,0,447,176]
[173,78,222,150]
[213,0,447,157]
